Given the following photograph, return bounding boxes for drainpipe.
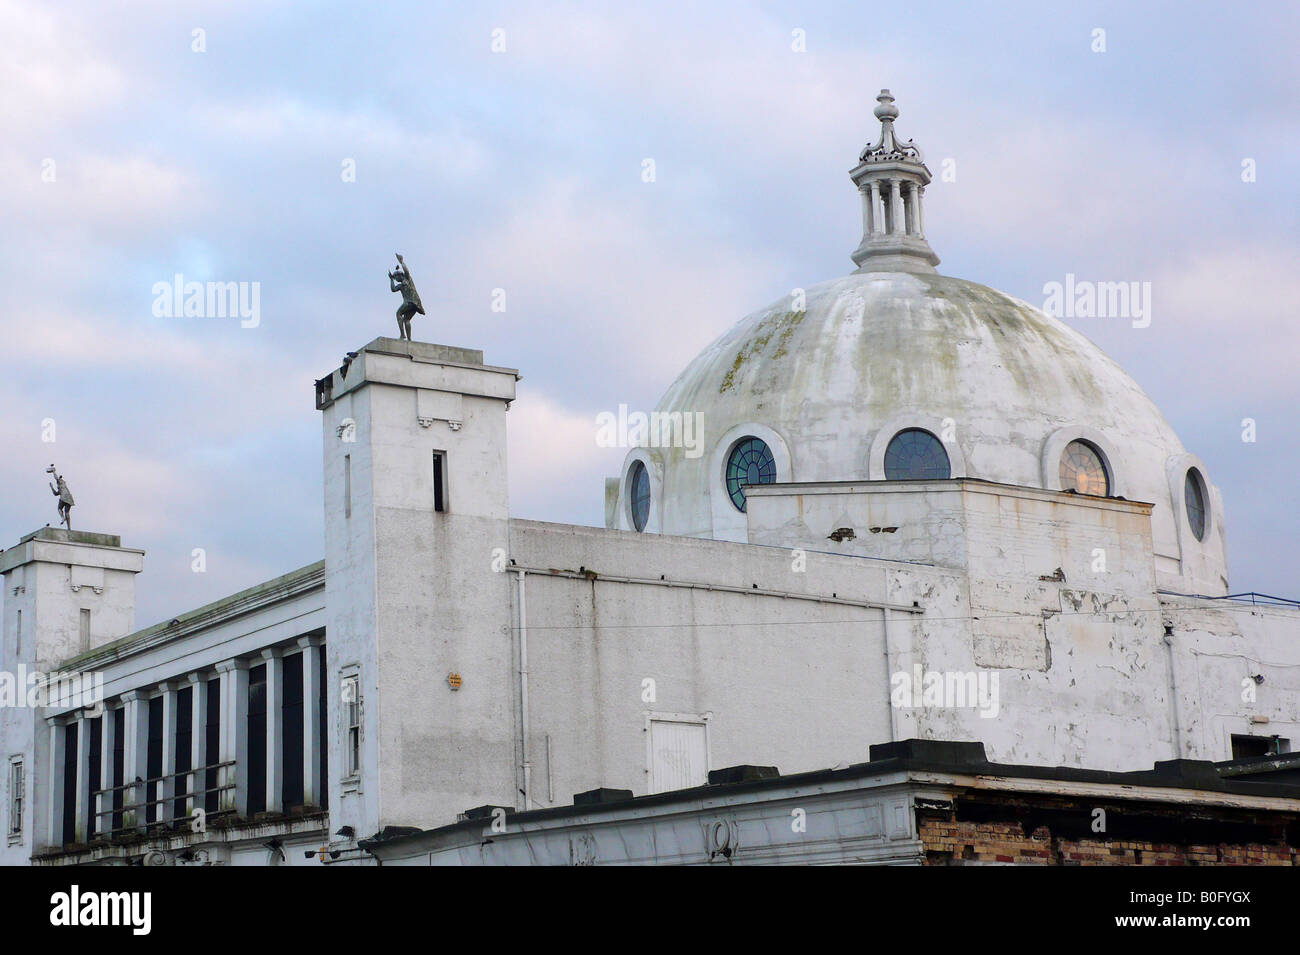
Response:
[1163,628,1182,758]
[882,607,897,743]
[515,570,532,810]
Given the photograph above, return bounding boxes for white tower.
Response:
[0,528,143,860]
[316,337,520,840]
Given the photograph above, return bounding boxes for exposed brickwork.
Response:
[920,815,1299,865]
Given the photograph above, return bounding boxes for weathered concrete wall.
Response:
[508,520,938,808]
[1161,596,1300,761]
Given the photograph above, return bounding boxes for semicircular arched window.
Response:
[725,437,777,512]
[629,460,651,532]
[1184,468,1207,541]
[1059,439,1110,496]
[883,429,951,480]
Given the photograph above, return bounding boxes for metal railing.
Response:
[88,760,236,840]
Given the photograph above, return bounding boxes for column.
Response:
[97,703,116,838]
[262,647,284,813]
[120,690,149,831]
[916,185,926,237]
[73,713,93,842]
[45,718,66,848]
[868,181,882,235]
[216,659,249,817]
[889,180,903,234]
[186,672,208,820]
[903,182,916,235]
[158,682,177,825]
[299,636,324,808]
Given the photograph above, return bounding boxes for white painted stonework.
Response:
[2,93,1296,866]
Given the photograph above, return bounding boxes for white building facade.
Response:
[2,92,1297,866]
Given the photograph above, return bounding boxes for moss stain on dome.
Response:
[718,308,806,394]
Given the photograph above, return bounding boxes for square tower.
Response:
[315,338,520,839]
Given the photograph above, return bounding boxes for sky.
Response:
[1,0,1296,629]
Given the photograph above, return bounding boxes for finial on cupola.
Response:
[849,90,941,273]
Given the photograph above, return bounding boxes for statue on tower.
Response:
[387,253,425,341]
[46,465,74,530]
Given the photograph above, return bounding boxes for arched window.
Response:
[1184,468,1207,541]
[1059,440,1109,496]
[629,460,651,532]
[725,437,777,512]
[884,429,950,480]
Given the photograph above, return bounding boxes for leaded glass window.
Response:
[630,460,651,532]
[725,437,776,511]
[1059,440,1109,496]
[884,429,950,480]
[1185,469,1206,541]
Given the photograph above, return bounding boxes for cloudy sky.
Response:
[1,0,1296,628]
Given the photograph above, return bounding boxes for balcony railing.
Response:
[88,761,236,841]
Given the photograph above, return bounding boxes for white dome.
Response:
[615,269,1228,595]
[611,90,1228,596]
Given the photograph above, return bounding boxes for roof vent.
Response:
[459,804,511,821]
[708,765,781,784]
[573,787,633,806]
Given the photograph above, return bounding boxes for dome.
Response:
[610,91,1228,596]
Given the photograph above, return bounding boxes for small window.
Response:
[629,460,651,532]
[14,610,20,656]
[7,758,22,837]
[1184,468,1207,541]
[725,437,777,512]
[344,454,352,519]
[341,675,361,777]
[1231,734,1287,759]
[884,429,950,480]
[1059,439,1109,496]
[79,609,91,654]
[432,452,446,513]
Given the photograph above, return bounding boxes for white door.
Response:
[649,719,708,793]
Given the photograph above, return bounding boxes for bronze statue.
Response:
[47,465,73,530]
[388,253,425,341]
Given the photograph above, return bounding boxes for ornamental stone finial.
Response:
[873,88,899,122]
[849,90,940,273]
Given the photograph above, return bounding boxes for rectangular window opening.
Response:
[432,451,446,513]
[61,723,77,843]
[145,697,163,825]
[344,454,352,519]
[111,708,125,833]
[86,717,102,839]
[204,680,220,815]
[7,758,22,837]
[79,609,91,654]
[318,649,328,809]
[174,686,193,822]
[247,665,268,815]
[342,674,361,778]
[283,652,304,810]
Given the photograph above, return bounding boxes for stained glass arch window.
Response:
[1185,468,1207,541]
[629,460,651,532]
[725,437,777,512]
[1059,440,1110,496]
[883,429,951,480]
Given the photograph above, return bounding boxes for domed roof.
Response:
[611,91,1227,596]
[652,269,1181,519]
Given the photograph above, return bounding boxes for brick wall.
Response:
[919,805,1299,866]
